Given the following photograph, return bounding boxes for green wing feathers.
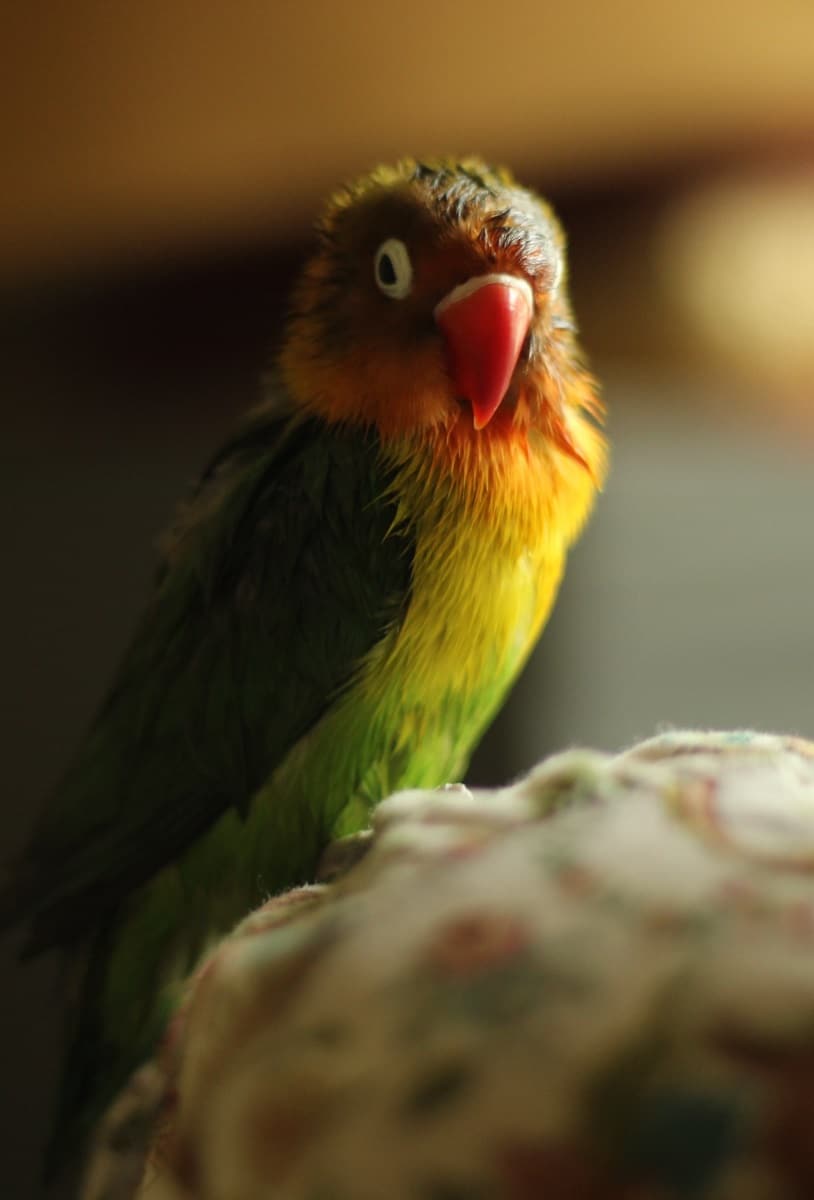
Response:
[2,407,414,952]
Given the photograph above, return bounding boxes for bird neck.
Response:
[382,405,605,556]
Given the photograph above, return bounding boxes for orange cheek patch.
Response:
[281,332,456,440]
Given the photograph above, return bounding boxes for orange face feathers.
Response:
[279,158,602,477]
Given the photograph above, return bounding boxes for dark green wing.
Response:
[2,397,413,949]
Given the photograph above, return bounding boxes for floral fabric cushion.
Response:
[83,731,814,1200]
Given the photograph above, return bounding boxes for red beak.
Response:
[435,273,533,429]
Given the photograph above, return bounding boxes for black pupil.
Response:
[378,253,397,286]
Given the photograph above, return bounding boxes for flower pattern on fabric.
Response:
[81,730,814,1200]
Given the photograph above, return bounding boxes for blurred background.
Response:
[2,2,814,1195]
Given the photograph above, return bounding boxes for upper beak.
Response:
[434,273,533,430]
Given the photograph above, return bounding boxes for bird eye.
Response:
[374,238,412,299]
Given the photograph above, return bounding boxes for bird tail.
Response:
[43,915,172,1185]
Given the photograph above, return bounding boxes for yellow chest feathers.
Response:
[381,422,602,698]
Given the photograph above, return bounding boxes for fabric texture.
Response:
[82,730,814,1200]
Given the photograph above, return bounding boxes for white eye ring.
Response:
[374,238,413,299]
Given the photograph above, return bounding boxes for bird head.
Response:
[280,159,601,468]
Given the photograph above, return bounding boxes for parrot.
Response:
[0,158,605,1177]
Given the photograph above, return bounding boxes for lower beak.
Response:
[434,273,533,430]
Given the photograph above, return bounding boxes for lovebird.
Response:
[1,158,605,1175]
